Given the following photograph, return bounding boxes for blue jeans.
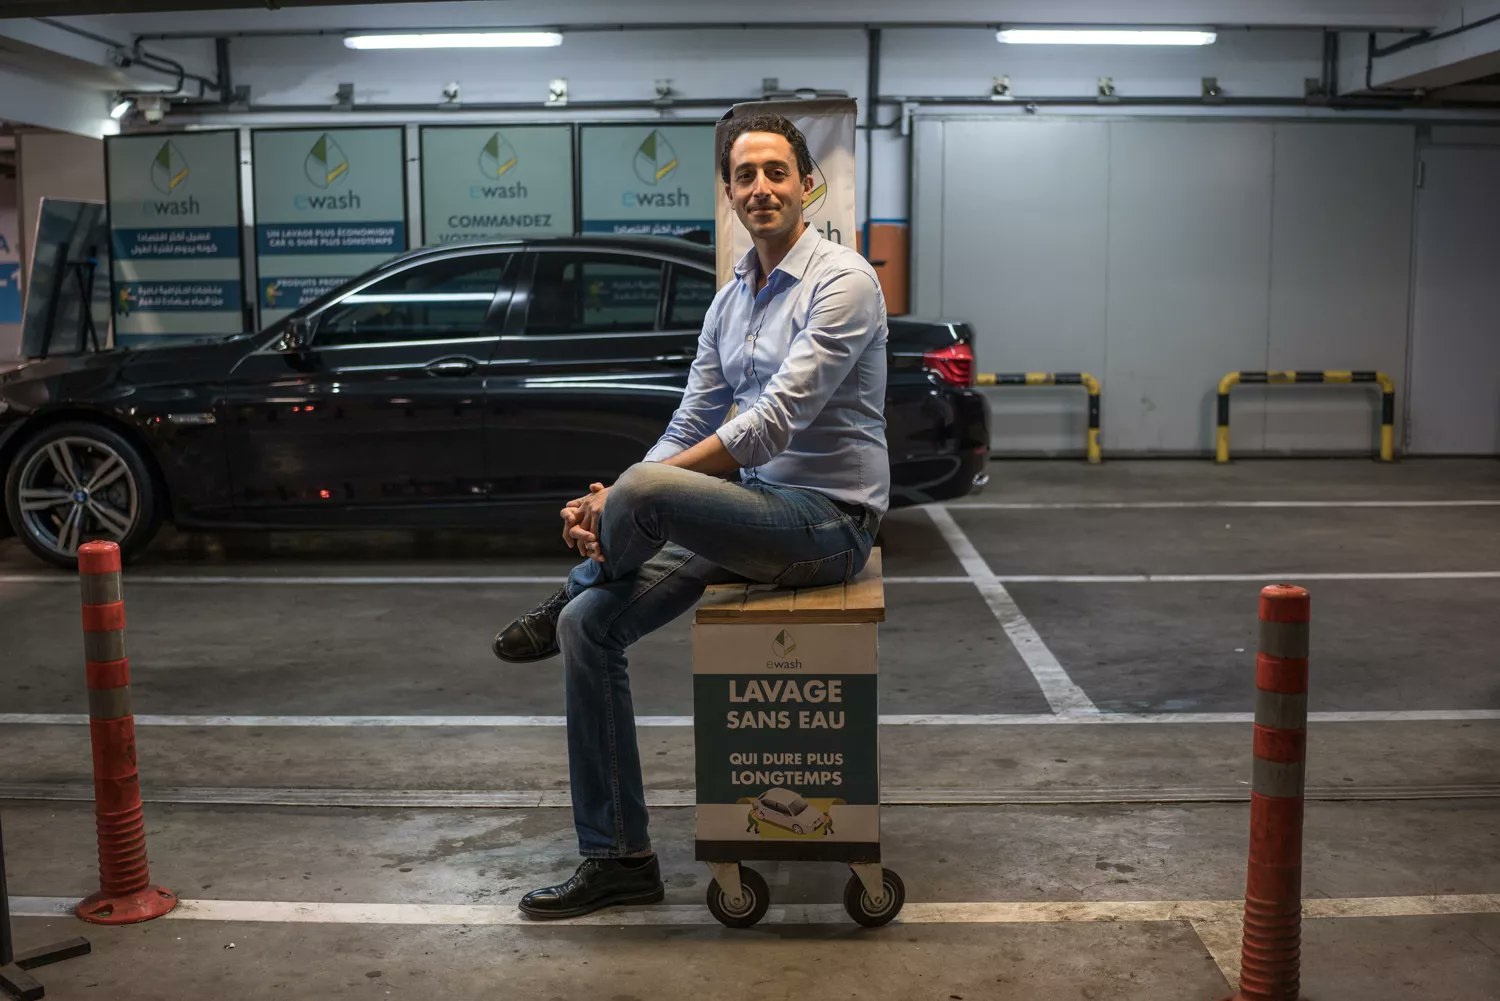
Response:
[554,462,877,858]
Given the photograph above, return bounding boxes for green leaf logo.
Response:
[304,133,350,189]
[802,156,828,217]
[771,630,796,658]
[632,129,678,186]
[149,140,188,195]
[478,131,520,179]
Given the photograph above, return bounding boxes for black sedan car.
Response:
[0,237,990,568]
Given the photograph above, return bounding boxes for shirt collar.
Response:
[733,224,822,287]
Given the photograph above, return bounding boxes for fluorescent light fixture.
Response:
[110,97,133,119]
[997,28,1216,46]
[344,31,563,50]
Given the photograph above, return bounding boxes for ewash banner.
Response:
[694,622,880,863]
[252,127,406,325]
[715,98,858,286]
[579,123,715,238]
[421,125,574,243]
[106,130,245,346]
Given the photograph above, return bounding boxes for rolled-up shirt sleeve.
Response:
[643,301,735,462]
[716,269,879,468]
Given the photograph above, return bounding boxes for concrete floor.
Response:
[2,458,1498,999]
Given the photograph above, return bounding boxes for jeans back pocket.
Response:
[773,549,854,588]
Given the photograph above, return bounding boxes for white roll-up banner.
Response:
[715,99,858,286]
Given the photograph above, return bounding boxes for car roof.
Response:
[383,235,715,269]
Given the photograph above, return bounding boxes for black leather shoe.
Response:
[493,585,570,663]
[519,856,664,920]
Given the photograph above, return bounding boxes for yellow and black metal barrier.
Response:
[975,372,1102,464]
[1216,370,1395,464]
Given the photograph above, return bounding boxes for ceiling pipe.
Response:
[131,22,1434,43]
[35,16,226,98]
[149,89,1500,127]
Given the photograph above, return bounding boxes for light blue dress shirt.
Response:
[644,225,890,517]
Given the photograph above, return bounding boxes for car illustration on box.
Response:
[748,787,834,837]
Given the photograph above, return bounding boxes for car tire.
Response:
[4,421,163,570]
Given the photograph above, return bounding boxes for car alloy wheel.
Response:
[16,435,140,560]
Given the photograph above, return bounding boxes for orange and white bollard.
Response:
[1225,584,1310,1000]
[74,541,176,925]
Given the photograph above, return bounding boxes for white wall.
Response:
[1407,143,1500,453]
[913,117,1431,456]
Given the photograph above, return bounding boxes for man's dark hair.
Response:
[718,114,814,183]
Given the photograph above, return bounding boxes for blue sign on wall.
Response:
[0,263,20,324]
[106,131,247,345]
[580,124,715,237]
[252,127,407,326]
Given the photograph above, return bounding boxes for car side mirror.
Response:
[278,317,312,352]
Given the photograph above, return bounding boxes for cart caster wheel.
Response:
[843,867,905,928]
[707,865,770,928]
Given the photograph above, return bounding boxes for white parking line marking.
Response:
[954,500,1500,510]
[1,710,1496,728]
[1189,917,1245,987]
[992,571,1500,584]
[0,574,970,586]
[926,506,1097,714]
[10,893,1497,927]
[0,574,566,585]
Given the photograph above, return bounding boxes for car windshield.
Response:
[788,797,809,814]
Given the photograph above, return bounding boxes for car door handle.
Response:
[653,354,694,366]
[426,358,476,376]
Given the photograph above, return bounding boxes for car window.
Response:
[313,254,511,347]
[666,265,716,329]
[789,797,809,814]
[526,253,664,335]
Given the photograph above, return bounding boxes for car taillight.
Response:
[922,343,975,387]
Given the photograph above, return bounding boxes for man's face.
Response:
[726,131,813,242]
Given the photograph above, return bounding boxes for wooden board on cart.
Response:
[695,550,885,624]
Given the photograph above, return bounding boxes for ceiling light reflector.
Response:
[997,29,1217,46]
[344,32,563,50]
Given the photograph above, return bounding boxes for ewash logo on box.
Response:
[146,141,199,216]
[295,134,361,210]
[768,630,802,669]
